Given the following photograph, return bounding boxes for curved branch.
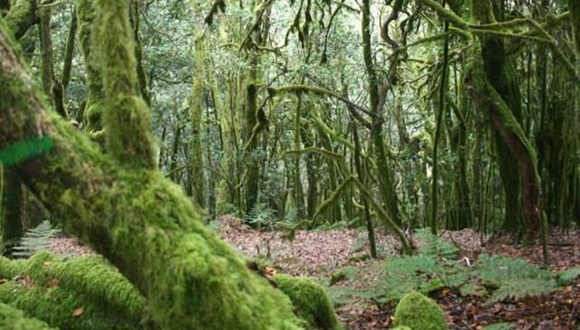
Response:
[268,84,373,127]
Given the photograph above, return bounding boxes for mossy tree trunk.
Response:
[0,3,302,329]
[362,0,401,227]
[38,0,67,118]
[571,0,580,57]
[468,0,542,237]
[77,0,105,139]
[0,167,24,256]
[3,0,37,40]
[190,36,207,207]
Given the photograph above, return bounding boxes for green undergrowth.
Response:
[359,229,566,306]
[326,229,576,312]
[10,221,61,258]
[0,251,154,329]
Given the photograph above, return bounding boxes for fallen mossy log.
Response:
[0,302,55,330]
[0,252,154,329]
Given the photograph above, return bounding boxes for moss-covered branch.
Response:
[4,0,37,39]
[93,0,155,169]
[0,19,302,329]
[268,84,373,127]
[416,0,469,29]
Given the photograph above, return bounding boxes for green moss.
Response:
[568,0,580,56]
[275,274,343,330]
[390,327,412,330]
[76,0,105,129]
[0,253,153,329]
[93,0,155,169]
[85,104,103,130]
[0,303,55,330]
[393,291,447,330]
[4,0,35,39]
[1,23,303,328]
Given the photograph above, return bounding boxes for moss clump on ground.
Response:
[393,291,447,330]
[275,274,343,330]
[0,302,55,330]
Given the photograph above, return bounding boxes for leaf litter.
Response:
[49,216,579,329]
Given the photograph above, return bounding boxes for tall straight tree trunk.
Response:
[190,36,207,207]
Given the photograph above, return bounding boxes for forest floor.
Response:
[50,216,579,330]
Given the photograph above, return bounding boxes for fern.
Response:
[374,233,563,306]
[474,254,553,286]
[556,267,580,285]
[11,220,61,258]
[245,203,276,228]
[414,228,459,259]
[486,278,557,304]
[379,254,451,302]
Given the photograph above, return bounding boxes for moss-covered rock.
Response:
[275,274,343,330]
[393,291,447,330]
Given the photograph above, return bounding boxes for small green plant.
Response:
[368,230,564,306]
[556,267,580,285]
[245,203,276,228]
[414,228,459,259]
[11,220,61,258]
[473,254,557,304]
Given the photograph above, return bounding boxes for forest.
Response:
[0,0,579,329]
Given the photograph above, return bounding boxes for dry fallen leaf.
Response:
[264,266,276,279]
[48,278,60,288]
[73,307,84,317]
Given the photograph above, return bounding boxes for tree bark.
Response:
[469,0,542,236]
[0,16,300,330]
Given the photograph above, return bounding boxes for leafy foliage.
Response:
[556,267,580,285]
[414,228,459,260]
[473,254,557,303]
[367,232,562,306]
[11,221,60,258]
[245,203,276,228]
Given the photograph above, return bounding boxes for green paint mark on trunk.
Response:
[0,136,53,166]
